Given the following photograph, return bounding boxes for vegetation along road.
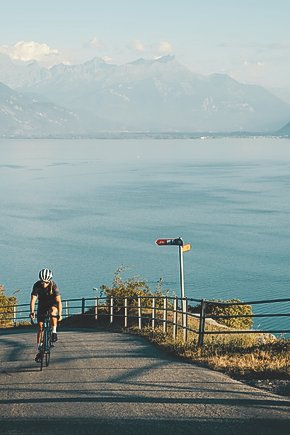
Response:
[0,328,289,434]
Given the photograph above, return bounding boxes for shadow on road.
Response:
[1,328,289,432]
[1,417,290,435]
[0,391,289,408]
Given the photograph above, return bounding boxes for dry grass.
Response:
[86,303,290,380]
[129,316,290,380]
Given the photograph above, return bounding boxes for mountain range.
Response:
[1,53,290,137]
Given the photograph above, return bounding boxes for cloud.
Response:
[129,40,173,59]
[256,42,290,51]
[218,41,290,51]
[228,59,269,86]
[243,60,265,67]
[158,41,173,54]
[132,40,145,52]
[0,41,65,66]
[101,55,113,63]
[87,37,103,50]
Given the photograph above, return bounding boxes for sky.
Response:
[1,0,290,90]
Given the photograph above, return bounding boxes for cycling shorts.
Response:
[37,303,58,322]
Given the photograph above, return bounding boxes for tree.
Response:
[0,284,17,327]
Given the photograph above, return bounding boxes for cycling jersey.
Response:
[31,281,61,320]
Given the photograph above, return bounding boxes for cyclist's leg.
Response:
[37,321,44,346]
[37,308,46,346]
[50,306,58,327]
[35,321,44,363]
[50,305,58,342]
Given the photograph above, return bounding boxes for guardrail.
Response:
[1,295,289,346]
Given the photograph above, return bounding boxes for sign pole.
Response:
[178,245,185,300]
[179,244,187,332]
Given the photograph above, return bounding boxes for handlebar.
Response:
[29,313,60,324]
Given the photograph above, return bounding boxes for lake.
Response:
[0,137,289,331]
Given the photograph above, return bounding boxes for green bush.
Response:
[0,284,17,327]
[100,267,152,310]
[100,267,167,311]
[190,299,253,330]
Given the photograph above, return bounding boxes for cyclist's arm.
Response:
[30,295,37,319]
[55,295,62,321]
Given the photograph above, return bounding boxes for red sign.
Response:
[155,238,183,246]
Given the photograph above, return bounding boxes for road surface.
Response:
[0,327,289,434]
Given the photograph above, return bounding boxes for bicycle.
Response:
[31,309,56,371]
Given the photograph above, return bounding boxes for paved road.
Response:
[0,328,289,434]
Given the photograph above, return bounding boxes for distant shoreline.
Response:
[0,131,289,140]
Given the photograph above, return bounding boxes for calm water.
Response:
[0,137,289,331]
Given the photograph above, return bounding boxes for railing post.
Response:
[81,298,85,316]
[124,297,128,328]
[183,297,188,342]
[13,305,17,327]
[152,296,156,330]
[173,297,178,341]
[197,299,206,348]
[110,296,114,324]
[163,296,168,334]
[182,297,187,338]
[138,296,142,330]
[94,297,98,320]
[65,300,69,319]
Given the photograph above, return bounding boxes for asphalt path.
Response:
[0,327,289,434]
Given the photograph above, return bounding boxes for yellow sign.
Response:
[182,243,191,253]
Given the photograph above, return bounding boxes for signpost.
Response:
[156,237,191,334]
[155,237,190,301]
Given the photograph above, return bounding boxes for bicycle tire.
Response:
[44,326,52,367]
[37,311,53,370]
[45,351,50,367]
[40,348,44,371]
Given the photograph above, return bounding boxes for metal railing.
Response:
[1,295,289,347]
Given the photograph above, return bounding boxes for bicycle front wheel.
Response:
[45,351,50,367]
[40,349,44,371]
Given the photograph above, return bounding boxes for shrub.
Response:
[99,267,169,312]
[0,284,17,327]
[100,266,152,310]
[190,299,253,329]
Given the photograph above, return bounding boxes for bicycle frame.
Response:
[38,310,52,371]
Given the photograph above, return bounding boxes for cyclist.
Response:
[30,268,62,362]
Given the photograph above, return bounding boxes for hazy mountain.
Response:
[1,54,290,135]
[0,81,110,136]
[269,87,290,106]
[276,121,290,136]
[0,53,48,88]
